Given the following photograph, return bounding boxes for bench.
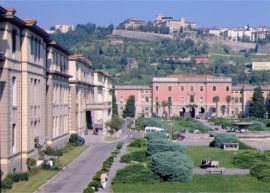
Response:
[207,167,225,174]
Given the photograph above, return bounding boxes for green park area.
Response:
[2,135,88,193]
[135,117,211,133]
[112,133,270,193]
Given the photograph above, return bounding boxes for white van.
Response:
[144,127,170,137]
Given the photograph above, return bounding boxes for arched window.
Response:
[190,95,194,103]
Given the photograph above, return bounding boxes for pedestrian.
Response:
[100,171,108,190]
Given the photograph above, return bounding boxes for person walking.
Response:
[100,172,108,190]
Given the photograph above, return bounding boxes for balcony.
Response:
[86,101,112,110]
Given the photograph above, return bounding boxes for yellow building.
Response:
[252,59,270,71]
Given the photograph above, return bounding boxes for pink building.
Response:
[115,85,152,118]
[152,75,232,118]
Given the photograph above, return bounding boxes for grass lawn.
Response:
[186,146,237,168]
[160,118,211,133]
[112,175,270,193]
[4,145,88,193]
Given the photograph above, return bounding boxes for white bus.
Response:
[144,126,164,134]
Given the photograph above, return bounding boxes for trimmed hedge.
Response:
[1,172,30,190]
[210,133,239,148]
[250,162,270,182]
[120,150,147,163]
[147,139,185,156]
[145,132,166,141]
[83,142,123,192]
[112,164,159,184]
[128,139,147,148]
[233,150,270,168]
[151,151,193,182]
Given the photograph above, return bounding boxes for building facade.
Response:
[46,42,71,148]
[152,75,232,118]
[252,59,270,71]
[115,85,152,118]
[0,6,113,177]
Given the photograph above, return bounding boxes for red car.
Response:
[177,133,185,140]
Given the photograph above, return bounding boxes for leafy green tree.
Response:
[105,116,122,134]
[155,101,160,117]
[249,87,266,118]
[213,96,220,117]
[221,105,226,116]
[167,98,172,117]
[112,89,118,116]
[226,96,232,117]
[123,95,136,118]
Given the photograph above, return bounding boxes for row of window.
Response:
[53,51,68,72]
[53,115,69,138]
[119,90,152,94]
[31,36,42,60]
[53,84,69,106]
[157,85,230,92]
[31,78,41,107]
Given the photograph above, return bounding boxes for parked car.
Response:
[176,133,185,140]
[78,136,85,145]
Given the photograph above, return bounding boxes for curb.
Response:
[34,145,91,193]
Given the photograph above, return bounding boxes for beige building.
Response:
[156,15,196,33]
[252,59,270,71]
[0,8,49,174]
[0,6,113,177]
[69,55,95,136]
[46,42,71,148]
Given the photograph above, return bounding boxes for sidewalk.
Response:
[99,142,129,193]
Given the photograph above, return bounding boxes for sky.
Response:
[1,0,270,30]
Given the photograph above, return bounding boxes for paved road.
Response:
[193,168,250,175]
[36,121,130,193]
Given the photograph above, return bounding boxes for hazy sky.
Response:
[1,0,270,29]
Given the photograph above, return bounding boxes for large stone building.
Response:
[115,85,152,118]
[152,75,232,118]
[115,75,270,119]
[0,6,112,177]
[251,59,270,71]
[155,15,196,34]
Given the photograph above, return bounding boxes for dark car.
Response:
[79,136,85,145]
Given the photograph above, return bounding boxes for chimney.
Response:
[5,8,16,16]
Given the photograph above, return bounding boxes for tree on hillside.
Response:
[155,101,160,117]
[226,96,232,117]
[249,87,266,118]
[123,95,136,118]
[112,89,118,116]
[213,96,220,117]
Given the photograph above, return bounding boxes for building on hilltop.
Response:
[115,85,152,118]
[118,18,146,30]
[251,59,270,71]
[155,14,196,34]
[55,24,74,33]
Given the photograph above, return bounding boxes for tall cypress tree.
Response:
[112,89,118,116]
[123,95,136,118]
[249,87,266,118]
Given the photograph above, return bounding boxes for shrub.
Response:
[7,172,29,182]
[147,139,185,156]
[210,133,239,148]
[232,150,270,168]
[102,156,114,171]
[26,158,36,171]
[151,151,193,182]
[29,167,40,176]
[106,116,122,133]
[116,142,123,150]
[250,162,270,182]
[112,164,159,184]
[69,134,80,146]
[1,177,13,189]
[128,139,147,148]
[145,132,166,141]
[120,150,147,163]
[44,146,63,157]
[88,180,100,191]
[135,117,162,131]
[83,187,95,193]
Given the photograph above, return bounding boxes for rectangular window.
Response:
[12,124,16,153]
[181,86,184,91]
[12,77,16,106]
[190,86,194,92]
[146,97,149,102]
[12,29,17,53]
[168,86,172,91]
[35,38,38,59]
[38,40,41,59]
[34,79,37,105]
[168,96,172,104]
[180,96,184,104]
[226,86,229,91]
[213,86,216,91]
[156,86,158,91]
[200,86,203,91]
